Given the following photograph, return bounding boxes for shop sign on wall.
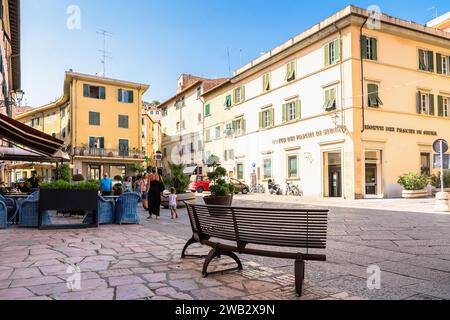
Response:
[364,125,438,136]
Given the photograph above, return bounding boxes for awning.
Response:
[0,147,69,162]
[0,114,64,156]
[183,166,197,175]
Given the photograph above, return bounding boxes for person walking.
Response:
[167,187,179,219]
[100,173,112,196]
[123,176,133,193]
[140,173,149,210]
[146,168,164,220]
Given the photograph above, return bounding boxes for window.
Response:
[205,104,211,117]
[418,49,434,72]
[421,153,431,176]
[31,117,40,127]
[367,84,383,108]
[282,100,301,123]
[259,108,274,129]
[417,92,434,116]
[205,129,211,142]
[225,122,233,137]
[61,107,66,118]
[237,163,244,180]
[83,84,106,99]
[89,112,100,126]
[323,87,337,112]
[325,39,340,66]
[89,137,105,149]
[288,155,298,178]
[118,89,134,103]
[438,96,450,117]
[233,87,245,104]
[198,113,202,123]
[215,126,221,139]
[61,128,66,139]
[175,96,185,110]
[225,95,232,108]
[118,139,129,157]
[437,53,450,76]
[361,36,377,60]
[263,159,272,179]
[233,118,246,136]
[224,150,234,161]
[196,86,202,99]
[263,73,271,91]
[162,108,168,117]
[285,61,296,82]
[198,140,203,152]
[176,122,180,131]
[118,115,129,128]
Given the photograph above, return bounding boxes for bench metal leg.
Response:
[295,256,305,296]
[181,236,211,259]
[202,247,243,278]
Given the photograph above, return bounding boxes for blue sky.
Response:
[22,0,449,107]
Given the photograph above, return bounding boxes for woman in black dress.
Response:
[147,168,164,220]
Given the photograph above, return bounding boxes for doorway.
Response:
[364,150,382,198]
[324,151,342,198]
[365,164,377,195]
[88,165,103,180]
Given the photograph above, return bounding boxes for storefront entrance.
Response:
[364,150,382,198]
[323,151,342,198]
[365,164,377,195]
[88,165,103,180]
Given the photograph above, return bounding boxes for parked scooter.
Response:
[268,179,283,195]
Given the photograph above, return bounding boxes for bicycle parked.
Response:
[285,181,303,196]
[250,184,266,194]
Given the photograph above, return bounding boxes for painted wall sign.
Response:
[272,126,347,145]
[364,125,438,136]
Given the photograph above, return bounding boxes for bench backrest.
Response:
[187,203,328,250]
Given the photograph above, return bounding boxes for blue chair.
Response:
[82,196,115,225]
[18,194,52,227]
[0,200,7,229]
[115,193,140,225]
[0,195,16,221]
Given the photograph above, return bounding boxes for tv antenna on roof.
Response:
[96,29,113,77]
[427,6,438,19]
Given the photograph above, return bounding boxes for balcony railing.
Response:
[72,147,144,159]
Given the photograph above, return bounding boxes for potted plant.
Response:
[203,158,235,205]
[398,173,429,199]
[132,148,140,159]
[431,170,450,194]
[79,143,88,156]
[72,174,85,184]
[162,162,195,208]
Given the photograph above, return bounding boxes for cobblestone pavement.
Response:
[1,196,450,300]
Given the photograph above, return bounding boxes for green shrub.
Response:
[72,174,85,182]
[39,180,72,190]
[430,170,450,189]
[113,175,123,182]
[163,162,189,194]
[56,164,72,182]
[73,181,100,190]
[207,164,234,197]
[398,173,428,191]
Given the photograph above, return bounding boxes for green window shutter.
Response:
[83,84,89,97]
[241,86,245,101]
[259,112,263,129]
[263,74,270,91]
[368,84,378,107]
[99,87,106,99]
[296,100,301,119]
[428,51,434,72]
[282,104,287,123]
[324,44,330,66]
[205,104,210,116]
[335,39,341,62]
[360,36,367,59]
[438,95,444,117]
[429,94,435,115]
[436,53,442,74]
[118,89,123,102]
[418,50,425,70]
[324,89,330,109]
[416,92,422,114]
[233,89,237,104]
[371,38,378,61]
[270,109,274,127]
[129,91,134,103]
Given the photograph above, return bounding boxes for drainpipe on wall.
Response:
[360,16,370,133]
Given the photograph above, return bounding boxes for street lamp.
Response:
[0,89,25,117]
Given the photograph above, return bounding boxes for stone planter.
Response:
[161,192,196,209]
[401,189,428,199]
[432,188,450,196]
[203,194,233,206]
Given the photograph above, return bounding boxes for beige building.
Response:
[159,74,227,174]
[199,5,450,199]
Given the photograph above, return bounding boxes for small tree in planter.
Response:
[72,174,85,184]
[162,162,194,208]
[204,163,235,206]
[398,173,429,198]
[57,164,72,182]
[430,170,450,193]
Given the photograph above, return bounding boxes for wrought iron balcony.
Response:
[72,147,144,159]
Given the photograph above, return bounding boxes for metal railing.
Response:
[72,147,144,159]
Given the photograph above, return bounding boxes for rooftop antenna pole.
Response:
[96,29,113,77]
[427,6,438,18]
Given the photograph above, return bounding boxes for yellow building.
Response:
[199,6,450,199]
[15,71,152,180]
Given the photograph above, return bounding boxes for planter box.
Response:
[161,192,196,209]
[401,189,428,199]
[39,189,99,229]
[203,194,233,206]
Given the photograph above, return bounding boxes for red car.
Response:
[189,175,210,193]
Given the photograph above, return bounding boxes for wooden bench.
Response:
[182,202,329,296]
